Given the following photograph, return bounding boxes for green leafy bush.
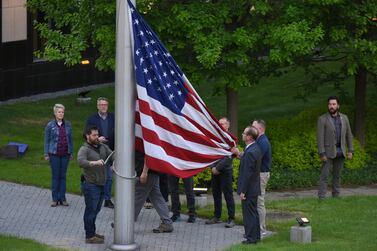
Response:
[193,107,373,190]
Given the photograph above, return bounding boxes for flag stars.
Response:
[170,70,175,75]
[143,68,148,74]
[145,41,149,47]
[157,87,162,92]
[177,90,182,96]
[154,50,158,55]
[158,61,163,66]
[150,39,156,45]
[147,79,152,84]
[136,49,140,56]
[140,57,144,65]
[163,72,168,77]
[173,81,179,85]
[139,31,144,36]
[166,83,171,88]
[169,93,175,100]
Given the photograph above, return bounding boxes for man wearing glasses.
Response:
[86,97,115,208]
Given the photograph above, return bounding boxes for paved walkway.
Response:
[1,181,376,251]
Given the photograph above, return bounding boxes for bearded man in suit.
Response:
[237,126,262,245]
[317,96,354,200]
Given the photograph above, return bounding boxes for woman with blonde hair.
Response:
[44,104,73,207]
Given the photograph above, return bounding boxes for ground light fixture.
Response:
[296,217,310,227]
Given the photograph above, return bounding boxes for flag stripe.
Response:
[137,99,223,149]
[145,155,205,178]
[136,86,224,144]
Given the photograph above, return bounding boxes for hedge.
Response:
[193,106,377,190]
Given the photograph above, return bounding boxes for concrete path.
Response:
[1,181,376,251]
[0,181,246,251]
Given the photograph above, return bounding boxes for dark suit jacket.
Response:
[237,143,262,198]
[86,112,115,150]
[317,112,354,158]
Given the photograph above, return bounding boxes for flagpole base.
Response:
[110,243,139,251]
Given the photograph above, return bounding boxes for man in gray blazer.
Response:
[317,96,354,199]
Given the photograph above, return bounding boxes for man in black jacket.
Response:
[205,117,235,228]
[237,126,262,245]
[86,97,115,208]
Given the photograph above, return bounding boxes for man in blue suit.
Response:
[237,126,262,244]
[86,97,115,208]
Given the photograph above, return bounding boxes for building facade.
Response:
[0,0,113,101]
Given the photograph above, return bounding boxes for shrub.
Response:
[193,106,372,190]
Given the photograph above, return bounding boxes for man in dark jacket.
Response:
[205,117,235,228]
[251,119,272,236]
[78,126,114,244]
[237,126,262,245]
[86,97,115,208]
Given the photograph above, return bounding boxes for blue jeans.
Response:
[49,155,69,202]
[82,181,104,238]
[104,164,113,200]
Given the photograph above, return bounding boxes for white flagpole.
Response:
[111,0,138,250]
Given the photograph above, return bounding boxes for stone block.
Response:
[290,225,311,243]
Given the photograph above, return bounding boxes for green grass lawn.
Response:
[0,62,375,193]
[195,196,377,251]
[0,235,71,251]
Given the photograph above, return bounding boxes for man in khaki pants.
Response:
[251,119,272,237]
[317,96,354,199]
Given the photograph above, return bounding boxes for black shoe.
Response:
[170,215,181,222]
[242,240,257,245]
[187,215,196,223]
[224,219,235,228]
[104,200,114,209]
[152,223,174,233]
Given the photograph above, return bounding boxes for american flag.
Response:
[128,0,237,178]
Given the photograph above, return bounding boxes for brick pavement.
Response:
[0,181,245,251]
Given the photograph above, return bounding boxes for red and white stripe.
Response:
[135,80,237,178]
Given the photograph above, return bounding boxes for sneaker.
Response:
[170,214,181,222]
[51,201,58,207]
[225,219,235,228]
[205,217,222,224]
[152,223,173,233]
[95,233,105,239]
[187,215,196,223]
[61,201,69,206]
[104,200,114,209]
[144,202,153,209]
[85,236,104,244]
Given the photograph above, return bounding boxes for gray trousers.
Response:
[318,157,344,199]
[135,173,172,224]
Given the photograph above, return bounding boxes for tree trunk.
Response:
[354,66,367,148]
[226,87,238,136]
